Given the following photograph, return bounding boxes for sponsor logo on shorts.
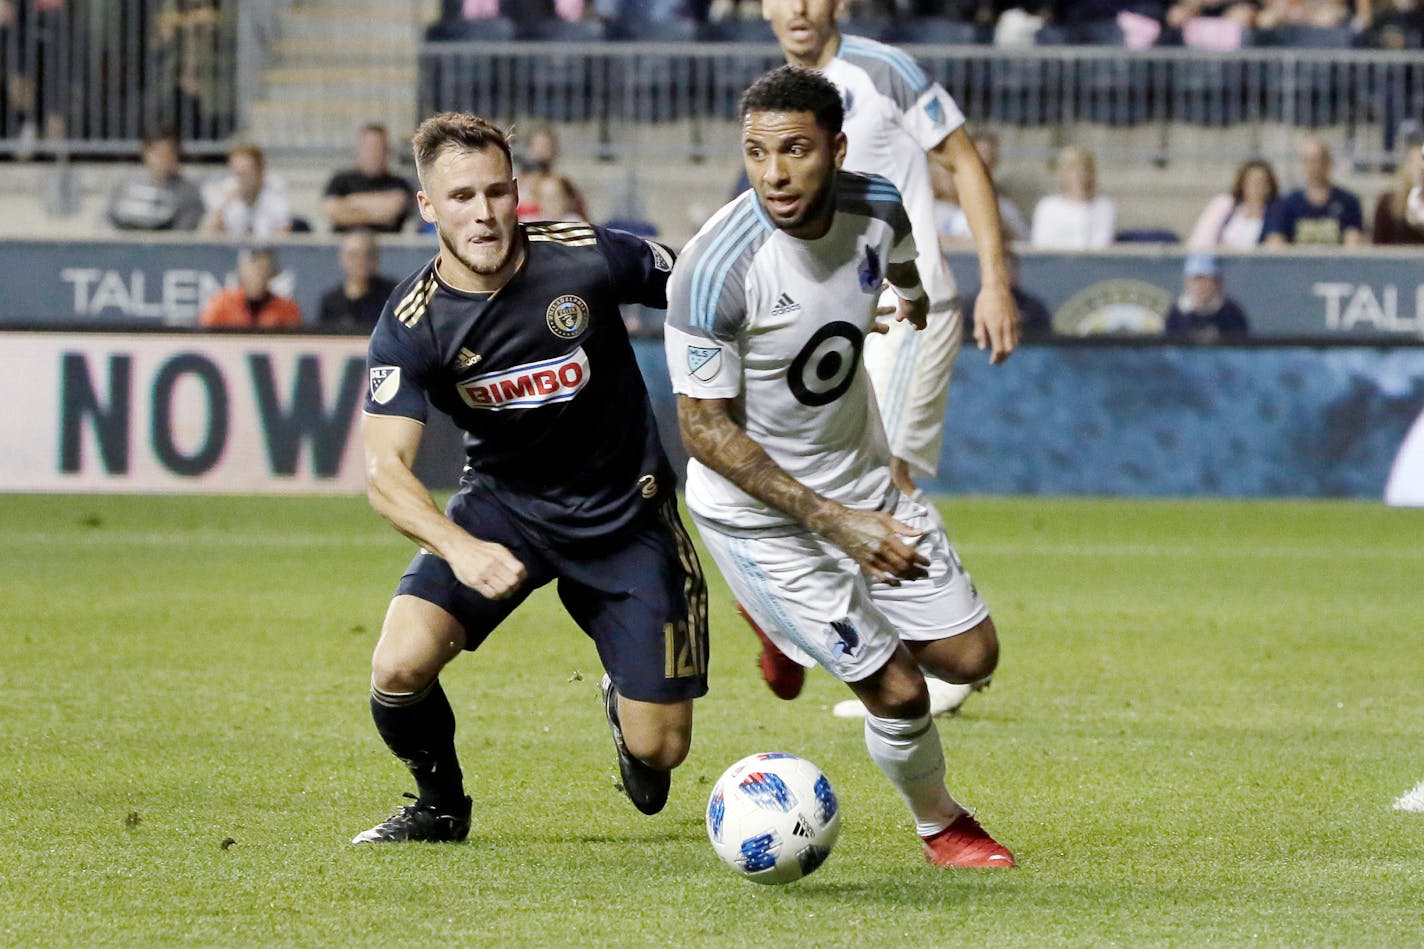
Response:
[456,347,590,411]
[687,345,722,382]
[546,294,590,338]
[830,619,860,660]
[637,473,658,498]
[369,366,400,405]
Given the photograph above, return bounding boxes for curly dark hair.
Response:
[740,65,844,137]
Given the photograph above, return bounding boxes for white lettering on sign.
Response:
[1314,282,1424,335]
[59,268,291,323]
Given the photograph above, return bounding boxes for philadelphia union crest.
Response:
[546,294,590,338]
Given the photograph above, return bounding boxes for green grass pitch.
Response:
[3,494,1422,947]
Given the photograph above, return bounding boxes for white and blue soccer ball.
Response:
[706,752,842,884]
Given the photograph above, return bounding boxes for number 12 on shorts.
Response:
[663,619,707,679]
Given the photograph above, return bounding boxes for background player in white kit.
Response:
[665,66,1014,869]
[751,0,1020,715]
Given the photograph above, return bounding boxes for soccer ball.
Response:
[706,752,842,884]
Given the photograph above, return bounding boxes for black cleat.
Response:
[351,793,472,844]
[601,674,671,815]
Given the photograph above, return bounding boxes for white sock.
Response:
[863,712,964,837]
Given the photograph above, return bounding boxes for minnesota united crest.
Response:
[546,294,590,338]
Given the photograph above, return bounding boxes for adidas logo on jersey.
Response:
[771,292,801,316]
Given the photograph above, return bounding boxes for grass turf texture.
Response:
[3,494,1422,947]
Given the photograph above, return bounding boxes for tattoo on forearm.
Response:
[678,396,826,525]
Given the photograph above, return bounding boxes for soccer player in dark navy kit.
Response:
[353,112,707,843]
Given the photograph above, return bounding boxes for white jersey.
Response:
[822,35,969,477]
[665,171,916,532]
[824,34,965,308]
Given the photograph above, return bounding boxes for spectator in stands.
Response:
[1255,0,1360,29]
[1408,144,1424,228]
[1030,144,1117,249]
[970,129,1030,241]
[1166,0,1259,29]
[1372,139,1424,244]
[932,157,1026,247]
[1187,158,1279,250]
[515,123,589,221]
[152,0,235,139]
[1366,0,1423,48]
[322,124,415,234]
[964,248,1053,339]
[198,246,302,330]
[532,174,588,222]
[2,0,73,148]
[930,160,966,249]
[202,143,294,237]
[317,230,398,331]
[1164,253,1249,339]
[1263,137,1365,245]
[105,129,206,231]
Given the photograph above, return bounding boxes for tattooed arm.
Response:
[676,394,928,584]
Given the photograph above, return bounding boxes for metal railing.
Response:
[420,42,1424,168]
[3,17,1421,168]
[0,0,259,157]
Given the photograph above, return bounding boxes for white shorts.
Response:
[696,493,988,683]
[862,288,962,478]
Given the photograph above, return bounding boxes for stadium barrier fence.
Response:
[417,42,1424,167]
[2,16,1422,169]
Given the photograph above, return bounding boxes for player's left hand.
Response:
[874,281,929,332]
[972,283,1020,365]
[814,505,930,586]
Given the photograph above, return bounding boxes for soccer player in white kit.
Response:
[749,0,1020,714]
[665,66,1014,868]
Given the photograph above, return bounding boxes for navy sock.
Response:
[370,680,466,808]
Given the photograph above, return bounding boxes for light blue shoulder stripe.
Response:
[689,195,772,331]
[689,199,756,328]
[840,35,930,94]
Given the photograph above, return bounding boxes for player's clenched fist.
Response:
[447,539,526,600]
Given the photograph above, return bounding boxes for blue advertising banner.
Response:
[636,340,1424,504]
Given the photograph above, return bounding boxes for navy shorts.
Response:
[396,490,709,704]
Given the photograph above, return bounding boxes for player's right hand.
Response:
[817,506,929,586]
[447,539,527,600]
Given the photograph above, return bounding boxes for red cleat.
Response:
[922,812,1016,869]
[736,603,804,700]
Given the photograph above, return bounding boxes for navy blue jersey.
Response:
[365,222,678,544]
